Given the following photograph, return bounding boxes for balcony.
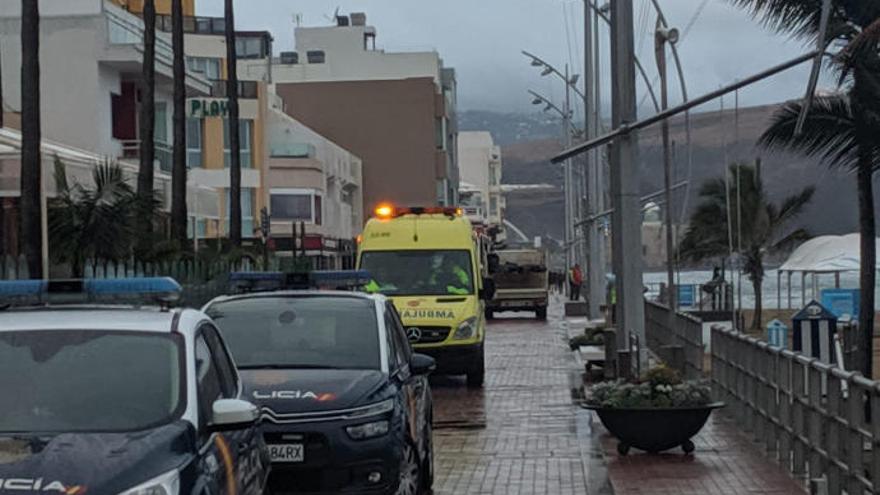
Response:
[119,140,172,172]
[154,14,272,60]
[211,80,259,99]
[270,143,316,159]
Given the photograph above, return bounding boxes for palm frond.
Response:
[728,0,843,40]
[775,186,817,225]
[759,95,862,169]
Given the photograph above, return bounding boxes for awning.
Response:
[779,234,880,273]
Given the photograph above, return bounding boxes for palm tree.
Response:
[224,0,242,247]
[20,0,41,278]
[48,157,137,277]
[731,0,880,377]
[135,0,156,260]
[169,0,188,248]
[679,163,814,330]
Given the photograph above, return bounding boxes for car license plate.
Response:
[268,443,304,463]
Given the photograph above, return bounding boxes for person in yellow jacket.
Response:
[429,256,471,295]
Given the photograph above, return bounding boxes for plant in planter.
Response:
[568,327,605,350]
[584,365,723,455]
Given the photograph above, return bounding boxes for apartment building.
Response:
[0,0,219,253]
[458,131,504,230]
[271,13,460,215]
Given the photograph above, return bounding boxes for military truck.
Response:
[486,249,549,320]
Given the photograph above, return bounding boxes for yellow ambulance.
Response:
[357,204,493,387]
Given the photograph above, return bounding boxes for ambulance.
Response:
[357,204,494,387]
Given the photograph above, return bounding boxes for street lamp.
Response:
[655,20,679,311]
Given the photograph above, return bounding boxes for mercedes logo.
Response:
[406,327,422,342]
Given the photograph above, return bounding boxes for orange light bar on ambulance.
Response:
[374,204,395,219]
[373,204,463,219]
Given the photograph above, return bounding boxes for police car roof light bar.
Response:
[0,277,182,308]
[229,270,372,292]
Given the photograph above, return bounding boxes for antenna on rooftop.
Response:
[324,6,341,25]
[292,13,303,27]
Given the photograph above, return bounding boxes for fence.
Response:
[712,326,880,494]
[644,301,704,380]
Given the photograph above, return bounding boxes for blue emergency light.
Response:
[229,270,372,292]
[0,277,182,306]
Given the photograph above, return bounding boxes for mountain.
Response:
[461,105,873,247]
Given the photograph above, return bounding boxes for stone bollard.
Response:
[603,328,617,380]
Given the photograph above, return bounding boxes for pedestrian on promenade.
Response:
[569,264,583,301]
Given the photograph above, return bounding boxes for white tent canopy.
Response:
[779,234,880,273]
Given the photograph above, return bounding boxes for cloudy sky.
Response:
[197,0,827,115]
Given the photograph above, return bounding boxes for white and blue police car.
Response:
[0,278,270,495]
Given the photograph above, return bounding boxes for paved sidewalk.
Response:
[595,391,807,494]
[430,296,607,494]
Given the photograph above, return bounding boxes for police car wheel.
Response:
[395,441,421,495]
[421,416,434,490]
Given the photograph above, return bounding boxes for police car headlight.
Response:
[118,468,179,495]
[346,420,390,440]
[453,317,477,340]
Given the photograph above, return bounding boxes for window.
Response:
[186,56,221,80]
[202,325,238,398]
[224,119,252,168]
[307,50,326,64]
[490,196,498,217]
[206,296,380,370]
[195,335,223,431]
[226,189,254,237]
[388,304,413,364]
[270,188,322,224]
[384,310,400,372]
[489,165,500,186]
[187,217,208,239]
[435,118,446,150]
[186,118,203,168]
[0,331,184,433]
[236,37,265,59]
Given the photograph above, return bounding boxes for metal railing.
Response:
[119,140,172,172]
[712,326,880,494]
[644,301,704,379]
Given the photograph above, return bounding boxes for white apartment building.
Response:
[0,0,219,254]
[458,131,504,229]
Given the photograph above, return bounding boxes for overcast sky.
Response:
[197,0,828,115]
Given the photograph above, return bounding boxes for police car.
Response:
[203,271,435,495]
[0,278,270,495]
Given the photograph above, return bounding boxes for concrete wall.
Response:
[275,77,440,215]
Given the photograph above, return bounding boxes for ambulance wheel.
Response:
[466,346,485,388]
[485,309,494,320]
[536,307,547,320]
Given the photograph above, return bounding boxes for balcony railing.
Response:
[106,7,174,68]
[119,140,172,172]
[211,80,259,99]
[270,143,316,159]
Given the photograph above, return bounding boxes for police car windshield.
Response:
[360,250,474,296]
[0,331,184,433]
[206,296,380,370]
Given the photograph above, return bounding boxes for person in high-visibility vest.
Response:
[430,256,471,295]
[568,264,583,301]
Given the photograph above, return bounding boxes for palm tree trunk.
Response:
[752,276,763,330]
[136,0,156,259]
[169,0,188,247]
[225,0,242,247]
[857,159,875,378]
[20,0,42,279]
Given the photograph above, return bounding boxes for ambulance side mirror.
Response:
[480,277,496,301]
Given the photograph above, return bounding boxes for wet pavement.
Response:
[429,295,605,494]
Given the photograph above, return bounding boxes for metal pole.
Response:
[593,8,606,302]
[655,22,675,312]
[610,0,645,368]
[584,0,602,318]
[564,64,574,291]
[553,50,821,163]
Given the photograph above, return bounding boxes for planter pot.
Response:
[584,402,725,455]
